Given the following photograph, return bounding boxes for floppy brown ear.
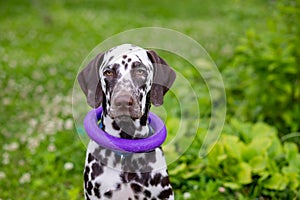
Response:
[77,53,104,108]
[147,50,176,106]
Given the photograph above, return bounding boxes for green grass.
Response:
[0,0,273,199]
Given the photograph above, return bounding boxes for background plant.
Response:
[1,0,300,199]
[224,0,300,135]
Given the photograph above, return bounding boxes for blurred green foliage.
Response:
[225,0,300,134]
[171,120,300,199]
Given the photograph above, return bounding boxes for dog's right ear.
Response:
[77,53,104,108]
[147,50,176,106]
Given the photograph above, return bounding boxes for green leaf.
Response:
[245,137,272,159]
[229,118,252,143]
[282,170,300,190]
[224,182,241,190]
[182,167,202,179]
[207,142,225,166]
[283,142,298,161]
[263,173,289,191]
[250,122,277,138]
[258,171,270,183]
[237,162,252,184]
[289,154,300,172]
[249,156,267,173]
[267,136,283,158]
[223,135,243,160]
[266,158,280,174]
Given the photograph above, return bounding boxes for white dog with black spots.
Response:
[78,44,176,200]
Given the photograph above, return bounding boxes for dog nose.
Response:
[115,95,134,108]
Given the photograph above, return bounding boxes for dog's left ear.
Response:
[147,50,176,106]
[77,53,104,108]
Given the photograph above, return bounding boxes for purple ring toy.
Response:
[84,106,167,153]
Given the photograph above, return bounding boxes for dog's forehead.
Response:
[100,44,152,71]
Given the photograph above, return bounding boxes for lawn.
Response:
[1,0,299,199]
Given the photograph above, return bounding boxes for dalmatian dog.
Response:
[78,44,176,200]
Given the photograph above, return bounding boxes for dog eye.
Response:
[104,70,113,76]
[135,69,146,76]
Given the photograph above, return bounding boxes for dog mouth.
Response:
[108,108,142,120]
[114,115,133,125]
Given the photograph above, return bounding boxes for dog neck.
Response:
[100,108,151,139]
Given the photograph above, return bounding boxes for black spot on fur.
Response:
[139,84,147,91]
[102,94,108,115]
[91,163,103,179]
[139,93,151,126]
[120,172,137,183]
[150,173,161,186]
[144,189,151,198]
[139,94,143,102]
[84,166,90,189]
[161,176,170,187]
[128,58,132,62]
[140,172,151,187]
[158,188,173,199]
[136,55,143,63]
[95,182,101,188]
[144,150,156,163]
[108,56,114,62]
[132,159,139,170]
[114,153,122,167]
[120,131,134,139]
[94,187,101,198]
[87,181,93,195]
[92,148,108,165]
[112,121,120,130]
[104,190,112,198]
[105,149,112,157]
[138,157,146,166]
[116,183,121,190]
[131,183,143,193]
[88,153,94,162]
[93,148,101,157]
[123,55,127,59]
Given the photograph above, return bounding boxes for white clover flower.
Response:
[0,171,6,179]
[218,186,226,193]
[27,137,40,152]
[3,142,19,151]
[64,162,74,171]
[64,119,74,130]
[183,192,191,199]
[56,118,64,131]
[19,173,31,184]
[18,160,25,166]
[47,143,56,152]
[35,85,44,93]
[44,120,56,134]
[2,97,11,105]
[29,118,38,127]
[3,152,9,165]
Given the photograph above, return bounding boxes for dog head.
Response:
[78,44,176,122]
